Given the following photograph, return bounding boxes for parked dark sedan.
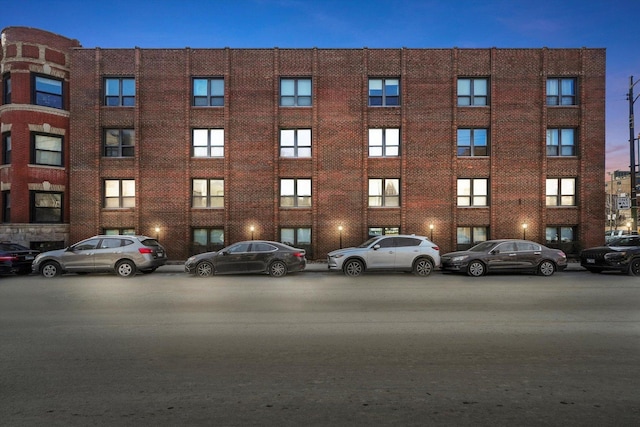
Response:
[580,235,640,275]
[0,242,39,275]
[441,239,567,277]
[185,240,306,277]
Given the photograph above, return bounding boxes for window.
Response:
[2,191,9,222]
[369,178,400,207]
[2,133,10,164]
[104,129,134,157]
[547,128,575,156]
[33,75,63,109]
[457,226,488,250]
[281,228,311,246]
[368,227,400,238]
[546,226,577,254]
[2,73,10,104]
[104,77,135,106]
[457,178,488,207]
[104,179,135,208]
[368,78,399,106]
[457,78,488,106]
[104,228,136,235]
[30,191,63,223]
[192,179,224,208]
[192,228,225,254]
[193,78,224,106]
[547,78,576,106]
[32,133,63,166]
[546,178,576,206]
[280,129,311,158]
[457,129,488,156]
[369,128,400,157]
[280,78,312,106]
[280,178,311,207]
[193,129,224,157]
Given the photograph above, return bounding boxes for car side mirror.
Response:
[222,251,229,256]
[373,244,381,250]
[490,249,498,254]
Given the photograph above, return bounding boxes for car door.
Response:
[514,241,542,270]
[93,237,127,270]
[59,238,101,271]
[246,242,277,272]
[485,242,518,271]
[393,237,422,269]
[366,237,396,269]
[214,243,251,273]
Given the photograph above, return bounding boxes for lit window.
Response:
[457,179,488,207]
[280,129,311,158]
[369,128,400,157]
[104,179,135,208]
[192,179,224,208]
[193,129,224,157]
[280,179,311,207]
[546,178,576,206]
[369,178,400,207]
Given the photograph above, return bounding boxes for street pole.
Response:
[629,76,639,231]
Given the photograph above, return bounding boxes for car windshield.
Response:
[468,241,498,252]
[357,237,381,248]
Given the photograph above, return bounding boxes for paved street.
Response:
[1,270,639,426]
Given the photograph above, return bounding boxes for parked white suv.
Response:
[327,234,440,277]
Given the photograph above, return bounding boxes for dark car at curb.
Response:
[440,239,567,277]
[0,242,40,276]
[185,240,306,277]
[32,235,167,278]
[580,235,640,275]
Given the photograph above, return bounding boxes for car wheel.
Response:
[467,260,485,277]
[344,259,364,277]
[116,260,136,278]
[628,258,640,276]
[268,261,287,277]
[195,261,214,277]
[41,261,61,278]
[413,258,434,276]
[538,260,556,276]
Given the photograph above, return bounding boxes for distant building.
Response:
[1,26,605,259]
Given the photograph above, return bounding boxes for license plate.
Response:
[586,258,595,264]
[25,255,34,260]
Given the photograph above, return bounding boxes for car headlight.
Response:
[186,256,196,264]
[451,255,469,262]
[331,254,344,259]
[604,252,625,260]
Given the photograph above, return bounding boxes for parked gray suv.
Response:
[327,234,440,277]
[32,235,167,278]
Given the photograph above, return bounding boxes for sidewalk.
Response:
[158,260,585,274]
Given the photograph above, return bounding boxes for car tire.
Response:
[467,260,485,277]
[344,259,364,277]
[268,260,287,277]
[628,258,640,276]
[41,261,62,278]
[413,258,434,276]
[196,261,214,277]
[116,260,137,278]
[538,260,556,276]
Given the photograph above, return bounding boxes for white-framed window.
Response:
[547,78,576,106]
[546,178,576,206]
[193,78,224,106]
[192,179,224,208]
[193,129,224,157]
[546,128,575,156]
[457,78,488,106]
[280,129,311,158]
[369,178,400,207]
[457,178,488,207]
[369,128,400,157]
[457,129,488,156]
[368,78,400,106]
[280,179,311,207]
[104,179,135,208]
[104,129,134,157]
[104,77,135,106]
[280,78,312,106]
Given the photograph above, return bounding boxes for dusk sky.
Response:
[2,0,639,173]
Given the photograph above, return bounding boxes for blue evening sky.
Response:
[2,0,639,172]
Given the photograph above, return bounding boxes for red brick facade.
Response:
[2,27,606,260]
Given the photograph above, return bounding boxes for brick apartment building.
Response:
[1,26,605,260]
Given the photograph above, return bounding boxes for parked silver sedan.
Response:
[32,235,167,278]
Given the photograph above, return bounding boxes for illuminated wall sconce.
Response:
[154,226,160,240]
[338,225,343,248]
[429,223,434,240]
[250,225,255,240]
[522,223,528,240]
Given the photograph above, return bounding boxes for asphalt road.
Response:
[1,270,639,426]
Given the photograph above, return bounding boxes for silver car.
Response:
[327,234,440,277]
[32,235,167,278]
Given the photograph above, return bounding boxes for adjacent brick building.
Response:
[1,27,605,260]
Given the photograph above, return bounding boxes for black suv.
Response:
[580,236,640,275]
[0,242,40,275]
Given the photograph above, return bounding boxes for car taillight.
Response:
[0,255,18,261]
[293,252,304,258]
[432,246,439,251]
[138,248,153,254]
